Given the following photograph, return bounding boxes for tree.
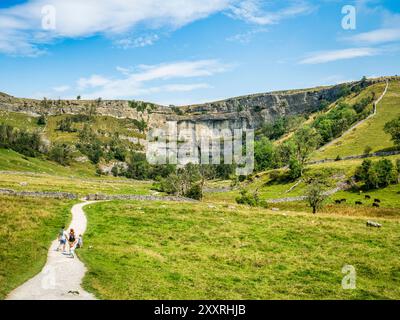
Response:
[254,137,275,171]
[235,188,267,208]
[49,143,72,166]
[375,159,395,188]
[288,157,302,180]
[57,118,76,132]
[125,152,151,180]
[157,163,203,200]
[292,126,321,175]
[355,159,396,189]
[306,180,327,214]
[37,115,46,126]
[77,95,81,100]
[384,117,400,147]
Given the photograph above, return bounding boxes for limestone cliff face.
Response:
[0,79,381,134]
[167,85,346,133]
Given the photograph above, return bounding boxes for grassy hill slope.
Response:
[312,80,400,160]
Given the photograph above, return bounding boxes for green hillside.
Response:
[1,77,400,300]
[312,80,400,160]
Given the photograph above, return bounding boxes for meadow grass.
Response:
[0,111,40,130]
[0,148,95,177]
[312,80,400,160]
[79,200,400,300]
[204,156,400,215]
[0,195,74,299]
[0,171,153,196]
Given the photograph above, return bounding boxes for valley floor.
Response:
[78,200,400,299]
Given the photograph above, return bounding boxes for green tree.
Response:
[57,118,76,132]
[37,115,46,126]
[254,137,275,171]
[375,159,395,188]
[288,157,302,180]
[49,143,72,166]
[292,126,321,175]
[306,180,327,214]
[356,159,396,189]
[384,116,400,147]
[235,188,267,208]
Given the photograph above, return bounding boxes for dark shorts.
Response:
[60,239,66,245]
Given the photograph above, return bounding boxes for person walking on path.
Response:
[68,229,77,257]
[57,226,68,252]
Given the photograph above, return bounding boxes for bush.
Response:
[384,116,400,147]
[235,189,267,208]
[355,159,396,189]
[37,115,46,126]
[0,124,42,157]
[49,143,72,166]
[288,158,302,180]
[185,183,203,200]
[57,118,76,132]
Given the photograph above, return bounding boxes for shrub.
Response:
[57,118,76,132]
[37,115,46,125]
[288,157,302,180]
[384,116,400,147]
[355,159,396,189]
[185,183,203,200]
[49,143,72,166]
[235,189,267,208]
[0,124,42,157]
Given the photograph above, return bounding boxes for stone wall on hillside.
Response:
[0,188,78,199]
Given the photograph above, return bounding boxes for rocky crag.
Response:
[0,77,393,141]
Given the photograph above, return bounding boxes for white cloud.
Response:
[226,28,267,43]
[0,0,315,56]
[227,0,314,25]
[0,0,231,55]
[114,34,159,49]
[77,75,111,89]
[345,28,400,45]
[299,47,380,64]
[52,85,70,92]
[78,60,231,100]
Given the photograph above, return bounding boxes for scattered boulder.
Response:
[366,220,381,228]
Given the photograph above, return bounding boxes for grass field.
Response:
[0,148,95,177]
[0,111,39,130]
[312,80,400,160]
[79,200,400,299]
[0,195,74,299]
[0,171,153,196]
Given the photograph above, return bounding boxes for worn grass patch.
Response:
[0,195,74,299]
[80,201,400,299]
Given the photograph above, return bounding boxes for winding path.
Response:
[6,201,97,300]
[319,80,389,151]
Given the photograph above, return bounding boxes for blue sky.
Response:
[0,0,399,105]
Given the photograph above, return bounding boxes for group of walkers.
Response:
[57,226,83,258]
